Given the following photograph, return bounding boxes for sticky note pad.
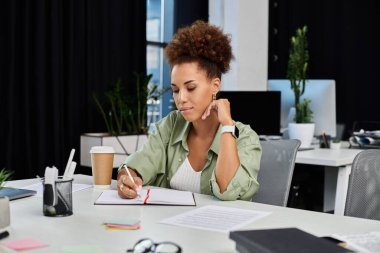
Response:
[103,218,140,226]
[104,224,140,230]
[2,238,49,251]
[62,245,104,253]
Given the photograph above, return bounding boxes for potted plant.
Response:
[0,169,12,230]
[287,25,315,148]
[80,73,169,168]
[330,138,342,150]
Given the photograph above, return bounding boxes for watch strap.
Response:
[221,125,235,134]
[221,125,239,139]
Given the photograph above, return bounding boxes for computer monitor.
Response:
[267,79,337,137]
[219,91,281,135]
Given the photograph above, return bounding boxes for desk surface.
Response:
[296,148,363,167]
[2,175,380,253]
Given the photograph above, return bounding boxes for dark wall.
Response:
[269,0,380,137]
[174,0,208,29]
[0,0,146,179]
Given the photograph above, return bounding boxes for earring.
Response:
[212,93,216,101]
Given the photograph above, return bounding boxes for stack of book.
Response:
[230,228,352,253]
[349,130,380,149]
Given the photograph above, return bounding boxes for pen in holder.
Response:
[319,133,331,149]
[42,177,73,217]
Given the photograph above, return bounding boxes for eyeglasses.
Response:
[126,238,182,253]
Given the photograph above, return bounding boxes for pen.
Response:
[122,165,141,196]
[63,149,75,178]
[64,161,77,180]
[0,230,9,240]
[322,132,330,148]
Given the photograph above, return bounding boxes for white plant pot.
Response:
[80,133,149,168]
[288,123,315,148]
[330,142,341,150]
[0,197,10,230]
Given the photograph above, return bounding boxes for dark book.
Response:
[0,187,36,200]
[230,228,352,253]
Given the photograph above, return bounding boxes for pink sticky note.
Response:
[3,238,49,251]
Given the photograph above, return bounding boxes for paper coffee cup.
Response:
[90,146,115,189]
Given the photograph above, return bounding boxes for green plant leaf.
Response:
[92,73,169,136]
[287,25,312,123]
[92,92,112,134]
[0,169,13,189]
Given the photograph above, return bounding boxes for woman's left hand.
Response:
[201,98,233,125]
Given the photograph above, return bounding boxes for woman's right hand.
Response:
[117,168,143,199]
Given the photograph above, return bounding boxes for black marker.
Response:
[0,230,9,240]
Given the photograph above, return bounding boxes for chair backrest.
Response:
[344,150,380,220]
[336,123,345,140]
[252,139,301,206]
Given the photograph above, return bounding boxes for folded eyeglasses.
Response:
[126,238,182,253]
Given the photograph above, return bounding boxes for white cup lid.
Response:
[90,146,115,154]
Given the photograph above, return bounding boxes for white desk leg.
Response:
[334,165,352,215]
[324,167,337,212]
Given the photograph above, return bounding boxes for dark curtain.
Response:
[174,0,208,30]
[0,0,146,179]
[269,0,380,138]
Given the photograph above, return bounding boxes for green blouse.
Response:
[120,110,261,201]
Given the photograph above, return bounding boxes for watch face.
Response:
[234,126,240,138]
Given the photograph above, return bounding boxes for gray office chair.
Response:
[252,139,301,206]
[344,150,380,220]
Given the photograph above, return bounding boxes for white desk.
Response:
[296,148,363,215]
[2,175,379,253]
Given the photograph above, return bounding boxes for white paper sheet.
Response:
[160,205,271,233]
[21,183,92,197]
[94,189,195,206]
[333,232,380,253]
[95,190,144,205]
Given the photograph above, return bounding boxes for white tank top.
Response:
[170,157,201,193]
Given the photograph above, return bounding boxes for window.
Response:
[146,0,174,126]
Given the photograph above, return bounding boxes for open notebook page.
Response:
[146,188,195,205]
[94,188,195,206]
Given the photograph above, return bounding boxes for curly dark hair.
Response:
[164,20,233,79]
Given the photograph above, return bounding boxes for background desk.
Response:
[3,175,379,253]
[296,148,363,215]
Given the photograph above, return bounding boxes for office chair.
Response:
[336,123,345,140]
[344,150,380,220]
[252,139,301,206]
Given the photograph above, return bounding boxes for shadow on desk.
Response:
[287,164,325,212]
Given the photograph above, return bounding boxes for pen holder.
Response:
[42,177,73,217]
[319,134,331,149]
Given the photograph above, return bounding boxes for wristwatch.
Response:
[221,125,239,139]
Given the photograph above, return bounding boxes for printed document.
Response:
[333,232,380,253]
[160,205,271,233]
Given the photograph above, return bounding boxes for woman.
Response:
[117,20,261,201]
